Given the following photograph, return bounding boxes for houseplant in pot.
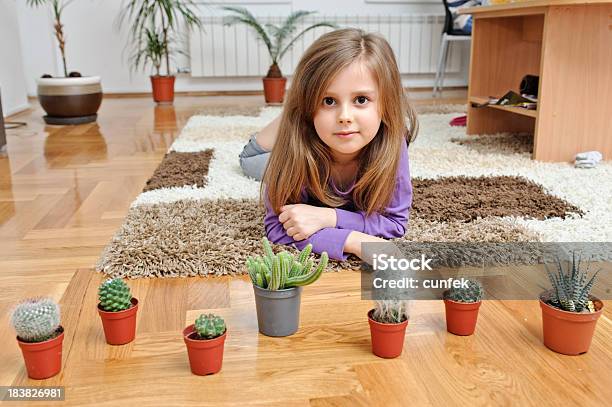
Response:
[26,0,103,125]
[119,0,203,104]
[10,298,64,379]
[97,278,139,345]
[222,7,336,104]
[368,299,410,359]
[443,279,483,336]
[246,237,328,337]
[540,253,603,355]
[183,313,227,375]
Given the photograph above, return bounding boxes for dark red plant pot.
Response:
[183,324,227,375]
[443,293,481,336]
[262,77,287,104]
[97,298,139,345]
[17,327,64,380]
[540,292,603,355]
[151,76,176,104]
[368,309,409,359]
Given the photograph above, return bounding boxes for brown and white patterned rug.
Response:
[96,105,611,278]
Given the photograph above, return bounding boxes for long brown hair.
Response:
[263,28,418,215]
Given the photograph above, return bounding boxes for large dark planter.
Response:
[37,76,102,125]
[151,76,175,104]
[183,325,226,375]
[97,298,139,345]
[262,77,286,104]
[368,310,409,359]
[17,327,64,380]
[253,285,302,337]
[540,291,603,355]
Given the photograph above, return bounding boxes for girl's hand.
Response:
[279,204,336,241]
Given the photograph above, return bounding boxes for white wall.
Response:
[0,0,29,116]
[15,0,468,96]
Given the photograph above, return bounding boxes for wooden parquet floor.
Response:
[1,94,610,406]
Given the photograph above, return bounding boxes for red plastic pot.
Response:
[540,292,603,355]
[97,298,138,345]
[17,327,64,380]
[262,77,286,104]
[151,75,175,104]
[443,293,481,336]
[367,309,409,359]
[183,324,227,375]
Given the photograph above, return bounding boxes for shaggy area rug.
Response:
[96,106,611,278]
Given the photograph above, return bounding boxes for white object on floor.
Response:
[575,150,603,169]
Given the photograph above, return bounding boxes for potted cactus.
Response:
[183,314,227,375]
[368,300,410,359]
[443,279,483,336]
[246,238,328,337]
[540,253,603,355]
[97,278,139,345]
[10,298,64,379]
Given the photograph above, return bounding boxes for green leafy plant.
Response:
[222,7,337,78]
[119,0,203,76]
[372,300,410,324]
[26,0,75,77]
[11,298,61,343]
[194,314,226,339]
[443,279,483,303]
[544,252,600,312]
[246,238,328,290]
[98,278,133,312]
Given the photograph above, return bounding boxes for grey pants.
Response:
[239,133,270,181]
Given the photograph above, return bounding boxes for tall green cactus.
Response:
[194,314,226,339]
[98,278,133,312]
[11,298,61,343]
[246,238,328,290]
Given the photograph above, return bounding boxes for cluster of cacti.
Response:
[545,252,599,312]
[194,314,226,339]
[444,279,483,303]
[246,238,328,290]
[372,300,410,324]
[11,298,61,343]
[98,278,133,312]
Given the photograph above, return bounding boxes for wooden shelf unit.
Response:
[469,96,538,119]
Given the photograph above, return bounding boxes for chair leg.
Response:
[433,34,449,98]
[439,38,451,97]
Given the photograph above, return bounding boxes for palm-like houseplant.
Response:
[25,0,103,124]
[119,0,203,104]
[222,7,337,103]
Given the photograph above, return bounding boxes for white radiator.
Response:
[189,14,461,78]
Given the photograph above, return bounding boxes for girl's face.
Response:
[313,61,382,163]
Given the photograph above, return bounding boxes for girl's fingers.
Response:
[282,219,295,230]
[293,234,305,241]
[278,211,289,223]
[286,227,297,237]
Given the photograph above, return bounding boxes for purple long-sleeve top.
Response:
[264,141,412,260]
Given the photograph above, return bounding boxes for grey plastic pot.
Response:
[253,285,303,337]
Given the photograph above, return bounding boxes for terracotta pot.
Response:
[443,291,481,336]
[17,327,64,380]
[151,76,175,104]
[183,324,227,375]
[367,309,409,359]
[262,77,287,104]
[97,298,139,345]
[539,292,603,355]
[37,76,102,125]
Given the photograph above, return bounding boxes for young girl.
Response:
[244,28,417,260]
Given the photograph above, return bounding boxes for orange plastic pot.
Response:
[97,298,138,345]
[262,77,286,104]
[151,76,175,104]
[368,309,409,359]
[17,327,64,380]
[443,293,481,336]
[540,292,603,355]
[183,324,226,375]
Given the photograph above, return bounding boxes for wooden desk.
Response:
[461,0,612,162]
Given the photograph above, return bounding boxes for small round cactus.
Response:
[444,279,483,303]
[194,314,226,339]
[98,278,132,312]
[11,298,61,343]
